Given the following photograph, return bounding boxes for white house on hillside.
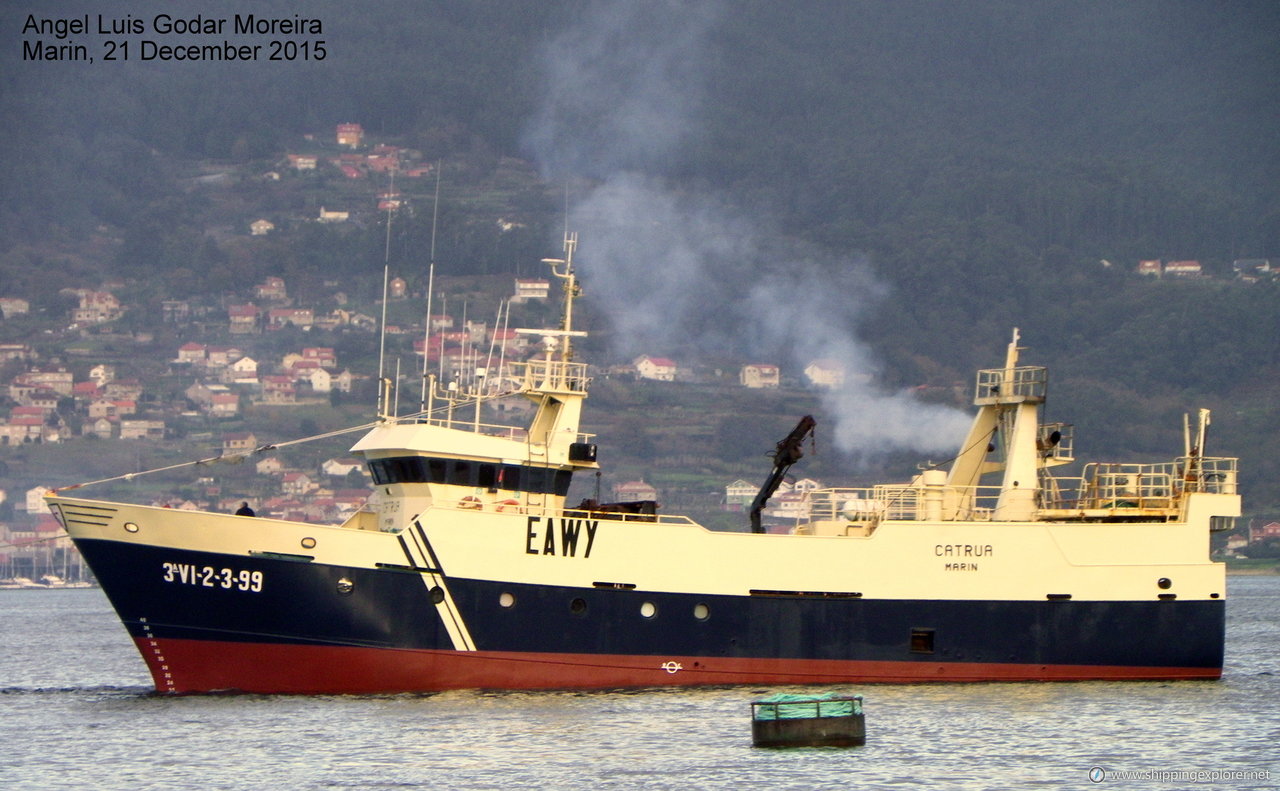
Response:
[724,479,756,511]
[1164,260,1203,278]
[804,359,845,389]
[224,356,259,386]
[26,485,51,513]
[740,363,780,389]
[614,480,658,501]
[634,355,678,382]
[512,278,550,303]
[322,458,364,477]
[305,368,333,393]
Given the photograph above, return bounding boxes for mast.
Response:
[515,232,589,450]
[946,328,1048,521]
[540,232,580,361]
[376,171,396,420]
[495,299,511,394]
[420,159,442,411]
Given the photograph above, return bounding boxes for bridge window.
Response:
[478,463,497,490]
[499,464,521,491]
[367,457,572,495]
[453,460,473,486]
[427,459,448,483]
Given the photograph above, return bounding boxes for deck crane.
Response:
[749,415,816,534]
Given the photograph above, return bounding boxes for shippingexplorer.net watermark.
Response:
[1088,767,1271,784]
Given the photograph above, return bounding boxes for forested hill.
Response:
[1,1,1277,503]
[4,1,1276,252]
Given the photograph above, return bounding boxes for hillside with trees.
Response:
[1,0,1277,513]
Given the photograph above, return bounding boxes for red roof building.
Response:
[336,123,364,148]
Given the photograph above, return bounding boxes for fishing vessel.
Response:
[46,236,1238,694]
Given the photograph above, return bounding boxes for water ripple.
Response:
[0,582,1276,790]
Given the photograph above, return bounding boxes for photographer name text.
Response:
[22,13,327,63]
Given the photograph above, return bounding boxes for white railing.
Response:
[430,497,699,525]
[1064,457,1237,508]
[807,485,1001,523]
[975,365,1047,404]
[1176,456,1237,495]
[1072,463,1177,510]
[801,457,1238,524]
[513,358,590,394]
[412,416,530,438]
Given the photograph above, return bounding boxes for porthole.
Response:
[336,577,354,595]
[123,522,139,533]
[499,592,516,608]
[300,537,317,549]
[570,597,587,616]
[693,603,710,621]
[1157,578,1172,590]
[640,601,658,619]
[429,586,446,604]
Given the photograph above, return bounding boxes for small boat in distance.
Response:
[47,234,1239,694]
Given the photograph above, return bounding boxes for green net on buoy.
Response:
[752,693,863,720]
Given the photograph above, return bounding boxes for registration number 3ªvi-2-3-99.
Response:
[162,562,264,592]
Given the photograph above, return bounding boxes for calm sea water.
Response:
[1,579,1277,791]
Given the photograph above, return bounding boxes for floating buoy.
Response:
[751,693,865,748]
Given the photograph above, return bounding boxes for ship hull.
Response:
[130,638,1220,695]
[76,536,1224,694]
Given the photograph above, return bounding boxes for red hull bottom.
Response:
[134,637,1222,694]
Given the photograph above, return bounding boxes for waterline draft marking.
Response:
[1088,767,1271,784]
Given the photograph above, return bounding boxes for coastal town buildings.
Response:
[0,118,1270,583]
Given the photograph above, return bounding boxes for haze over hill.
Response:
[1,0,1277,504]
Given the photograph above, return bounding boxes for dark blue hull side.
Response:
[450,578,1224,670]
[74,537,1225,692]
